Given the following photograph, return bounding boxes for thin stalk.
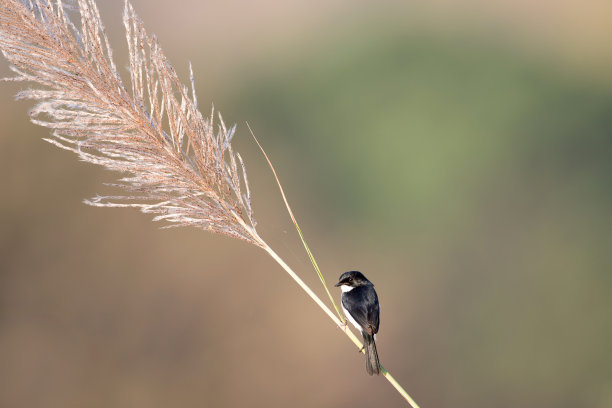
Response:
[380,366,421,408]
[260,241,420,408]
[261,242,341,325]
[247,123,345,322]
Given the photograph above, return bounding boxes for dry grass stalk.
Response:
[0,1,419,406]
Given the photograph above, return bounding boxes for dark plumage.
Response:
[335,271,381,375]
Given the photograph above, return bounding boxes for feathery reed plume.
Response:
[1,0,260,245]
[0,1,419,406]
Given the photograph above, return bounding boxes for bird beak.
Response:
[334,281,342,287]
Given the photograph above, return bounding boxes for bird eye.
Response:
[348,277,353,282]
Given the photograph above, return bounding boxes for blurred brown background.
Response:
[1,0,611,407]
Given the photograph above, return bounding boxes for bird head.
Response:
[334,271,372,292]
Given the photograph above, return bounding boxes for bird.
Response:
[335,270,381,375]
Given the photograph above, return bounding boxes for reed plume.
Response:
[1,0,259,245]
[0,1,419,406]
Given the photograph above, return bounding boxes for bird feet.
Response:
[340,320,349,332]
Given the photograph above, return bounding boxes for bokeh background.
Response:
[1,0,611,407]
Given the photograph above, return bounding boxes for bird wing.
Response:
[342,285,380,335]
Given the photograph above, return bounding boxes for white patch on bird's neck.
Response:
[340,285,355,293]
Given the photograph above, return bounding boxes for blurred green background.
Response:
[1,0,611,407]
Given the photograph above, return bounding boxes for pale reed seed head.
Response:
[0,0,262,246]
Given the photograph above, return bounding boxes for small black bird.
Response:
[335,271,380,375]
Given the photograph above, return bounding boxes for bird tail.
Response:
[363,332,380,375]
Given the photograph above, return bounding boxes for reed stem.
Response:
[260,242,420,407]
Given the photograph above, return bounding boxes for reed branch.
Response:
[0,1,420,406]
